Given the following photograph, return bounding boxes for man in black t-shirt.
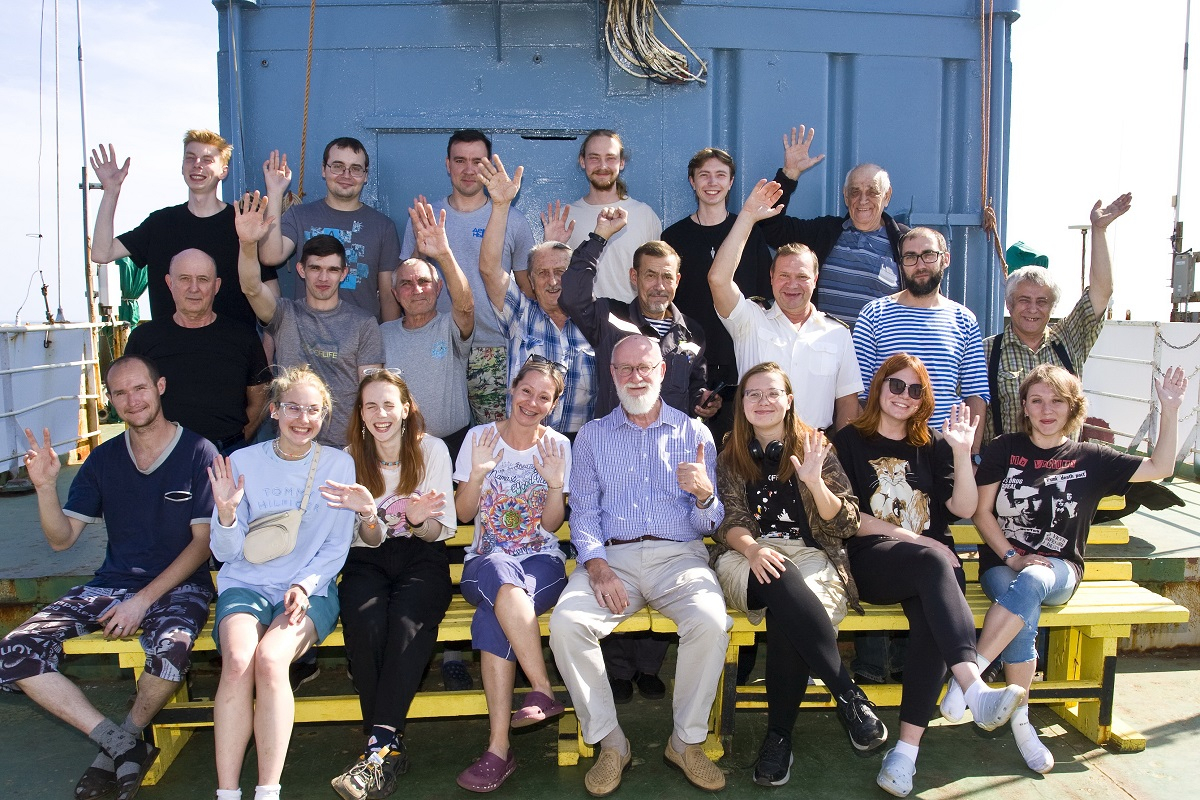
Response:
[125,249,270,453]
[89,129,279,328]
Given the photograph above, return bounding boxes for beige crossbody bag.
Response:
[242,444,322,564]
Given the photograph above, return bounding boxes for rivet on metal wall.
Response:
[532,53,542,64]
[260,60,269,68]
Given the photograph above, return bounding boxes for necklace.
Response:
[273,438,312,461]
[378,457,401,467]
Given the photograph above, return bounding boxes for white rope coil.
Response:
[604,0,707,85]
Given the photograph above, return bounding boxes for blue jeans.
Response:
[980,558,1077,665]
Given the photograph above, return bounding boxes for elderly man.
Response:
[758,126,908,326]
[476,155,596,436]
[0,355,216,800]
[983,194,1131,442]
[549,334,729,795]
[125,248,269,454]
[379,200,476,459]
[710,179,863,431]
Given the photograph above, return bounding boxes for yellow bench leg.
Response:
[1046,627,1145,750]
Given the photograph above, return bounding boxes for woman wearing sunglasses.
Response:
[316,369,455,799]
[943,363,1185,776]
[208,366,356,800]
[832,353,1025,797]
[451,357,572,792]
[712,362,885,787]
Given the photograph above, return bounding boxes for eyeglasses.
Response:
[524,353,567,376]
[900,250,945,267]
[743,388,787,404]
[613,361,663,378]
[362,367,403,378]
[886,378,924,400]
[325,161,367,178]
[278,402,325,418]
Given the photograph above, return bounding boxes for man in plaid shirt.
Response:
[983,194,1131,443]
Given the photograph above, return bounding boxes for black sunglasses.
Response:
[886,377,924,400]
[524,353,567,375]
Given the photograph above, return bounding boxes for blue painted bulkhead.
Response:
[214,0,1017,332]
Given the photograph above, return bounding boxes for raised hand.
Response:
[207,455,245,527]
[741,179,785,223]
[1155,365,1188,412]
[790,429,831,487]
[90,144,130,190]
[406,490,447,526]
[262,150,292,196]
[676,443,714,499]
[781,125,825,180]
[469,427,504,481]
[1090,192,1132,231]
[478,154,523,205]
[318,479,376,516]
[541,200,576,243]
[408,200,452,260]
[594,206,628,241]
[22,427,61,489]
[940,402,978,454]
[234,191,274,244]
[534,437,567,488]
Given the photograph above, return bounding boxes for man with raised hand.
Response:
[564,129,663,303]
[125,248,269,455]
[257,139,402,321]
[550,334,729,796]
[235,192,384,448]
[476,155,596,437]
[89,131,279,329]
[757,126,909,326]
[0,355,216,800]
[710,179,863,432]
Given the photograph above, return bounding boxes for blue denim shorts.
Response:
[213,585,340,653]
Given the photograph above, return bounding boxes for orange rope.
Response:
[979,0,1007,274]
[285,0,317,210]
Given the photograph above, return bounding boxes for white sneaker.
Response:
[876,748,916,797]
[1013,716,1055,773]
[970,684,1025,731]
[939,680,966,723]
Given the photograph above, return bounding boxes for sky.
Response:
[2,0,1196,324]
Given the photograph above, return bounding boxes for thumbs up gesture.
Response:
[676,442,714,503]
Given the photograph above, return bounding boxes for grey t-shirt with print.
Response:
[380,314,473,438]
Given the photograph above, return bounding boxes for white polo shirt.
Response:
[720,294,863,429]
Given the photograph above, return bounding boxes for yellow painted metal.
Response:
[1106,716,1149,752]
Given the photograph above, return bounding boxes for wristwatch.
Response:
[972,453,983,466]
[1002,548,1018,563]
[695,494,716,509]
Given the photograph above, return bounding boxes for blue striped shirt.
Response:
[569,402,723,564]
[852,297,990,426]
[818,221,901,325]
[497,280,596,433]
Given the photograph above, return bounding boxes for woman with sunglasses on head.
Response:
[713,362,886,787]
[943,363,1185,776]
[316,369,455,800]
[832,353,1025,797]
[451,357,572,792]
[208,366,356,800]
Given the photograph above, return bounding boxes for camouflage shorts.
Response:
[467,346,508,425]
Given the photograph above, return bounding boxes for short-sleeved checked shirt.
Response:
[983,291,1104,442]
[497,280,596,434]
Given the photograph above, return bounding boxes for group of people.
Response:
[0,122,1186,800]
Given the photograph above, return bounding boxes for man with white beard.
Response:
[549,335,730,796]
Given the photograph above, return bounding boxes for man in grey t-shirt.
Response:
[401,129,535,425]
[382,200,476,459]
[258,136,402,320]
[235,192,384,448]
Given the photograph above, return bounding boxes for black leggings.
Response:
[848,535,975,727]
[745,562,855,737]
[339,536,454,735]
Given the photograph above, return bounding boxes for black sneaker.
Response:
[753,731,793,787]
[836,687,888,752]
[609,677,634,704]
[634,671,666,700]
[289,659,320,692]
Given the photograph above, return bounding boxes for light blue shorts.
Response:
[213,585,340,654]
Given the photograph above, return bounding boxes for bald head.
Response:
[166,249,220,322]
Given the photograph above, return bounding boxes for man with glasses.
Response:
[853,227,989,446]
[400,130,536,426]
[982,194,1131,443]
[757,126,909,326]
[89,130,279,329]
[235,192,384,448]
[550,334,729,795]
[258,137,402,321]
[709,179,863,432]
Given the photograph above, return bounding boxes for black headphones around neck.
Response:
[748,439,785,464]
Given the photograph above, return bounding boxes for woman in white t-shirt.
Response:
[317,369,455,799]
[451,357,572,793]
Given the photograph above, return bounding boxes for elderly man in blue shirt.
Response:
[549,334,730,796]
